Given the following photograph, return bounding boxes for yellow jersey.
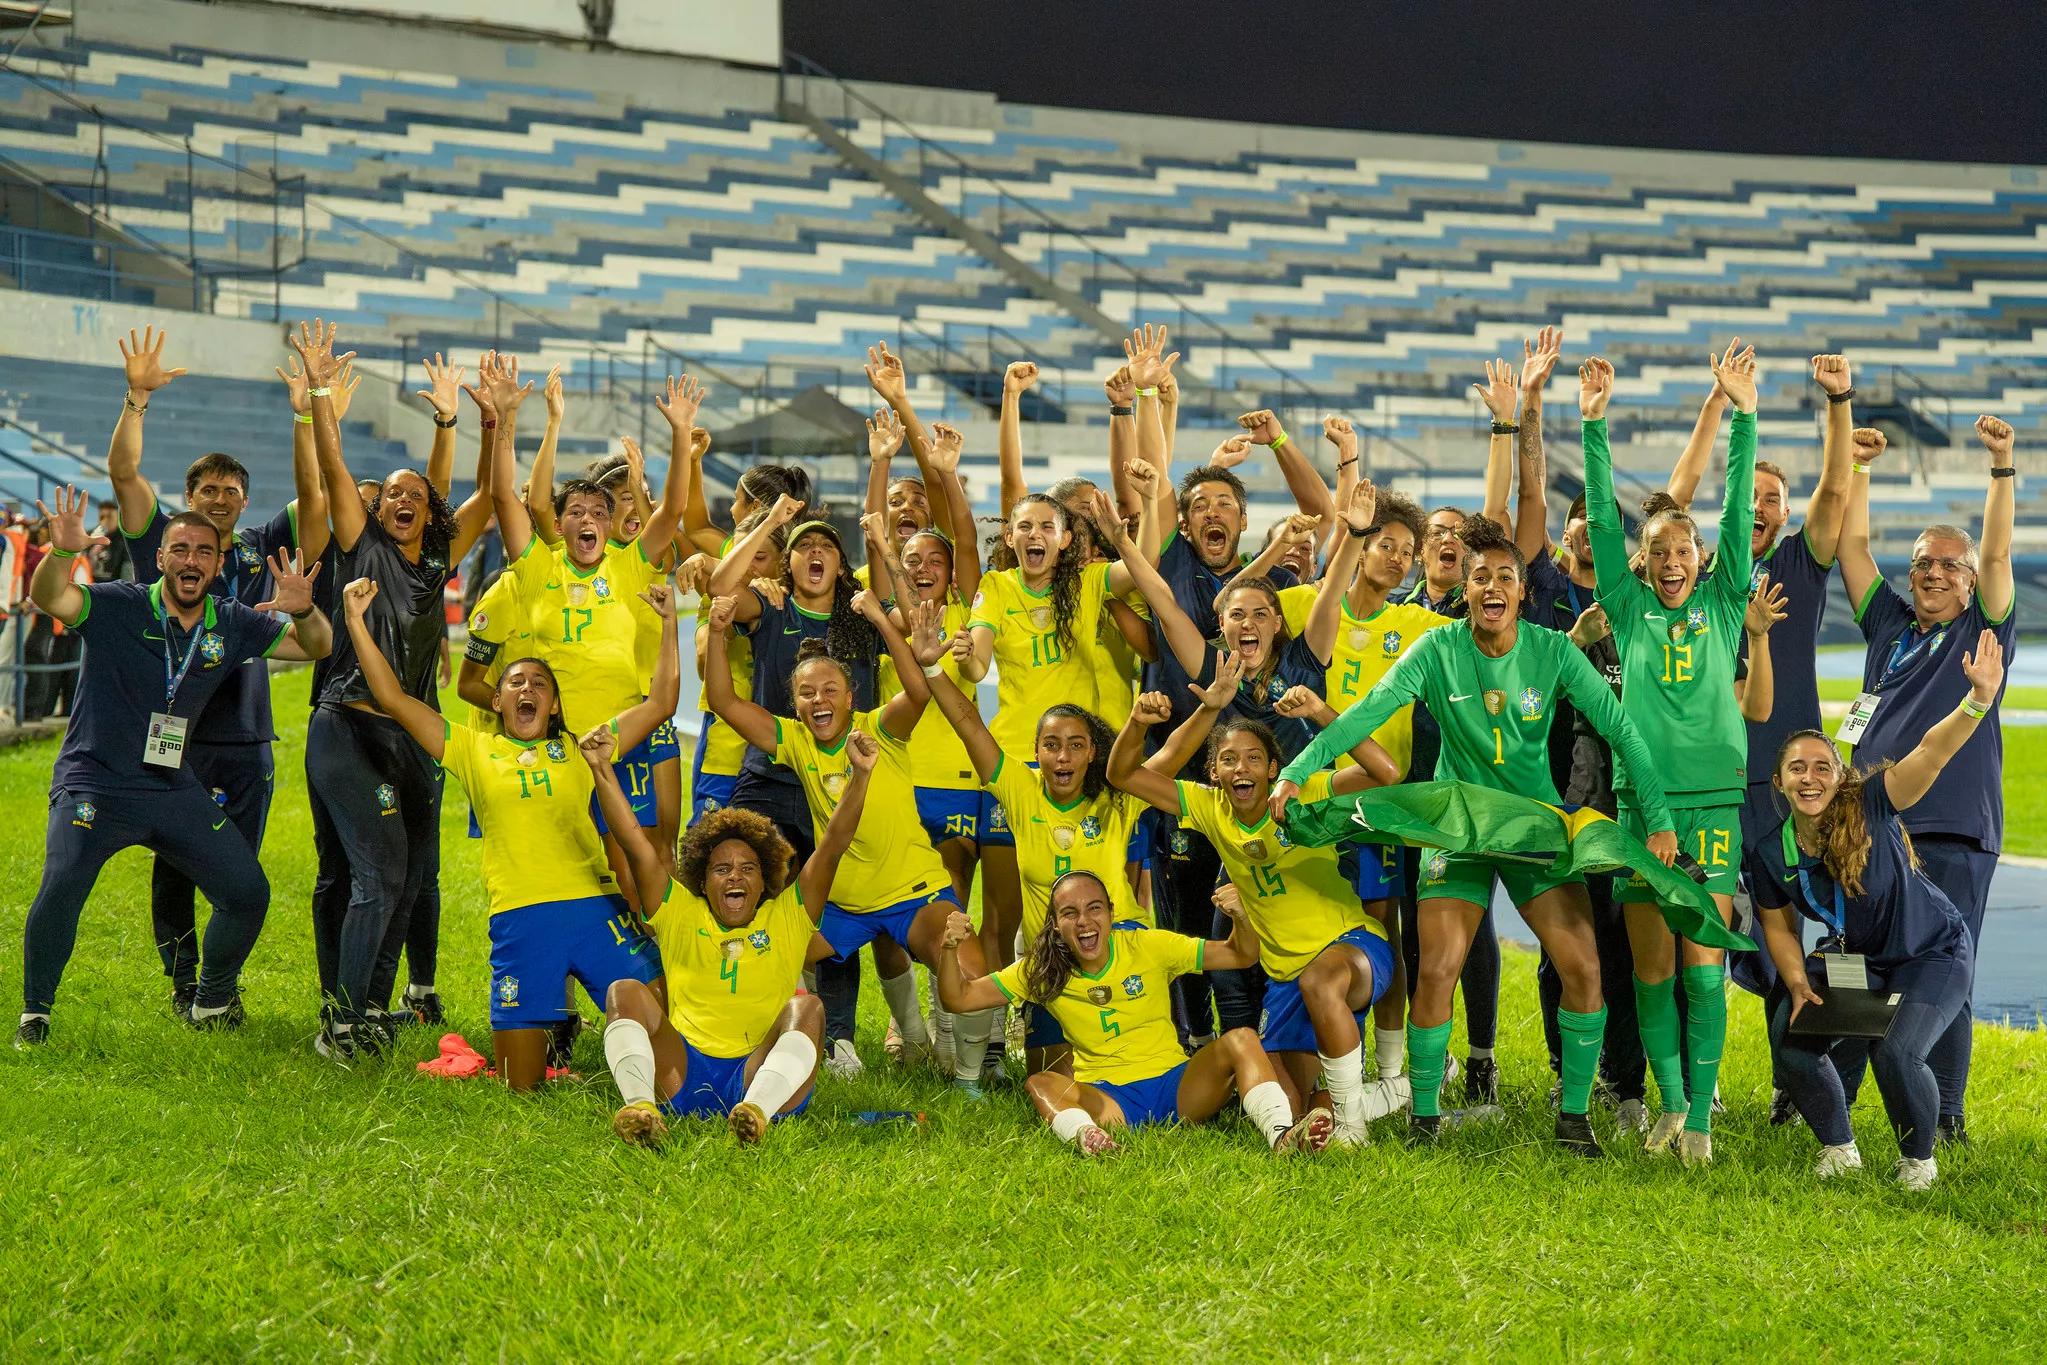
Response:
[1174,771,1380,982]
[647,877,814,1059]
[464,570,531,729]
[626,539,671,693]
[695,602,754,780]
[1092,589,1147,727]
[877,596,978,792]
[507,537,662,732]
[993,928,1204,1084]
[968,560,1113,756]
[1278,587,1449,778]
[773,708,952,911]
[440,719,617,914]
[987,753,1149,938]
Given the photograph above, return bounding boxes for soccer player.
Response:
[1749,636,2001,1189]
[597,727,877,1147]
[100,326,332,1011]
[704,590,1004,1094]
[1579,344,1758,1165]
[337,576,678,1078]
[16,487,330,1047]
[1273,514,1677,1155]
[1832,415,2016,1145]
[935,874,1333,1155]
[685,511,780,827]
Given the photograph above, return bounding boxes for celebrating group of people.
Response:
[14,318,2018,1189]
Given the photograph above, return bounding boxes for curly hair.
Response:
[1205,716,1280,776]
[493,656,567,739]
[1216,574,1290,690]
[1038,704,1121,805]
[1010,495,1087,652]
[1020,869,1115,1003]
[1371,488,1426,548]
[677,806,796,901]
[1456,512,1525,579]
[370,471,459,554]
[1775,730,1914,898]
[782,526,881,678]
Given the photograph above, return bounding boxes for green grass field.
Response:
[4,670,2046,1360]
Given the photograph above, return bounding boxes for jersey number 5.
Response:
[1097,1008,1121,1039]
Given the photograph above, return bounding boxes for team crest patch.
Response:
[1052,825,1076,851]
[1519,687,1544,721]
[1381,630,1402,656]
[988,802,1009,833]
[424,554,446,573]
[1169,829,1190,855]
[748,929,771,953]
[822,771,848,800]
[1121,974,1145,999]
[1348,627,1370,650]
[1750,564,1768,593]
[1426,851,1450,881]
[1267,677,1287,702]
[1243,839,1268,861]
[198,632,226,667]
[1079,815,1101,840]
[236,542,260,568]
[497,975,519,1008]
[1687,605,1707,633]
[545,738,566,762]
[71,801,96,828]
[1028,606,1052,631]
[1086,985,1112,1006]
[1484,690,1505,716]
[593,576,611,600]
[1275,825,1292,850]
[375,783,397,812]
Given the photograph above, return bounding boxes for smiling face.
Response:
[1752,467,1789,559]
[1907,531,1975,626]
[1563,514,1592,573]
[788,530,842,604]
[1641,513,1701,608]
[377,470,432,546]
[1050,877,1115,969]
[1218,584,1283,671]
[600,475,644,541]
[704,836,766,928]
[1465,548,1524,639]
[187,470,248,538]
[559,490,614,569]
[900,532,953,603]
[885,477,930,548]
[1422,510,1467,587]
[1035,713,1095,802]
[1266,521,1317,579]
[1774,735,1844,825]
[1182,480,1246,571]
[1008,500,1070,584]
[791,657,852,745]
[493,659,561,741]
[157,521,221,612]
[1358,521,1417,595]
[1210,727,1278,819]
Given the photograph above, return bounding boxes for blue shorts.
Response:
[1258,927,1394,1053]
[818,887,960,960]
[1126,820,1150,871]
[594,729,673,833]
[1093,1061,1188,1127]
[487,894,661,1030]
[467,806,482,839]
[691,771,739,827]
[1341,843,1401,902]
[915,786,980,846]
[977,787,1015,849]
[661,1033,813,1120]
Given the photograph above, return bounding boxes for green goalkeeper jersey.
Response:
[1583,412,1755,809]
[1282,619,1672,832]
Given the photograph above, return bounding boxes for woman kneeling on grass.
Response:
[595,726,877,1148]
[1749,635,2001,1190]
[338,577,679,1088]
[936,870,1333,1155]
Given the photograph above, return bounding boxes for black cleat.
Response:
[1937,1115,1970,1148]
[404,991,446,1027]
[13,1016,50,1050]
[1406,1113,1444,1147]
[1555,1111,1605,1158]
[171,982,198,1015]
[314,1014,355,1061]
[547,1013,584,1070]
[1769,1089,1798,1126]
[184,996,246,1031]
[1465,1056,1500,1105]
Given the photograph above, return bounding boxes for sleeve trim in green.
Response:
[992,975,1018,1003]
[1194,940,1206,974]
[260,622,289,658]
[1978,588,2013,627]
[1852,575,1884,623]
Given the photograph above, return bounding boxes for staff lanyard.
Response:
[1881,623,1946,687]
[1563,579,1587,619]
[159,604,205,708]
[1782,820,1846,943]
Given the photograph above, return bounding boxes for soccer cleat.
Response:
[403,990,446,1027]
[613,1101,668,1149]
[1076,1123,1118,1158]
[1406,1113,1444,1147]
[1936,1115,1970,1148]
[823,1038,864,1080]
[1679,1130,1713,1168]
[1769,1088,1799,1126]
[1554,1111,1605,1158]
[170,983,198,1015]
[728,1101,770,1145]
[314,1016,355,1062]
[184,996,246,1031]
[13,1016,50,1050]
[1329,1121,1371,1150]
[1814,1143,1863,1179]
[951,1077,987,1102]
[1464,1055,1500,1105]
[1644,1110,1686,1154]
[547,1014,583,1071]
[1893,1156,1938,1191]
[1614,1098,1650,1135]
[1274,1106,1334,1155]
[1359,1073,1412,1122]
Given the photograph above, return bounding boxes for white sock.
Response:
[879,969,931,1048]
[1469,1045,1494,1062]
[1375,1026,1405,1077]
[603,1018,658,1107]
[741,1031,818,1117]
[991,1003,1010,1052]
[1320,1044,1366,1132]
[405,982,435,999]
[1050,1107,1097,1146]
[952,1007,993,1083]
[19,1012,49,1026]
[1243,1079,1296,1148]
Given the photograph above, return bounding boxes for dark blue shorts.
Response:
[1126,820,1150,871]
[1259,927,1394,1054]
[915,786,980,845]
[487,894,661,1030]
[1341,843,1401,902]
[818,888,960,960]
[1093,1061,1188,1127]
[661,1033,813,1120]
[691,771,739,827]
[977,787,1015,849]
[594,727,675,832]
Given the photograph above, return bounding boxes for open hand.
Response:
[1710,339,1758,414]
[36,486,107,556]
[864,341,907,405]
[1474,358,1519,421]
[908,600,950,667]
[1342,477,1377,534]
[1124,323,1174,390]
[417,350,463,419]
[1744,574,1788,637]
[868,407,906,462]
[287,319,352,391]
[120,324,188,398]
[1577,356,1615,421]
[655,373,706,431]
[1521,325,1563,396]
[1961,628,2004,706]
[1645,829,1678,868]
[1191,650,1245,709]
[543,365,565,423]
[254,548,320,617]
[927,421,964,474]
[1786,974,1824,1027]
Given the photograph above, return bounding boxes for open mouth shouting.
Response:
[174,567,206,597]
[1476,590,1510,627]
[1234,627,1266,665]
[574,526,603,560]
[894,513,922,544]
[806,701,837,739]
[1019,538,1051,573]
[1657,570,1689,604]
[1072,922,1101,956]
[798,556,830,592]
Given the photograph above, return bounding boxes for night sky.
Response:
[782,0,2047,166]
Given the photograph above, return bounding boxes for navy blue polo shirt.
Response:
[1398,577,1465,616]
[129,503,297,745]
[1850,578,2015,852]
[51,580,287,796]
[738,590,878,786]
[1141,532,1298,764]
[1737,527,1834,788]
[1744,777,1967,971]
[319,517,453,709]
[1151,633,1327,780]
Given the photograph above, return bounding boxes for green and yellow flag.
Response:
[1283,781,1751,951]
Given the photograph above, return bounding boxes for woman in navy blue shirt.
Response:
[1747,632,2003,1191]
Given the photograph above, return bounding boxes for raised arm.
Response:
[339,579,443,756]
[1665,373,1731,509]
[1127,325,1180,511]
[638,373,706,565]
[922,646,1003,785]
[1144,657,1242,772]
[863,590,933,741]
[1738,575,1788,723]
[1514,326,1563,561]
[702,595,779,753]
[1707,340,1760,591]
[1097,485,1207,677]
[1973,415,2017,622]
[584,734,670,905]
[1240,407,1337,524]
[1201,889,1263,972]
[524,367,565,547]
[1274,686,1401,787]
[1576,356,1632,599]
[418,351,464,498]
[252,548,332,662]
[293,322,366,552]
[1473,356,1520,531]
[1837,428,1884,610]
[447,397,501,568]
[1107,691,1198,815]
[611,584,682,751]
[1275,637,1432,796]
[28,486,100,626]
[863,406,906,536]
[797,730,881,920]
[109,326,185,535]
[277,349,356,567]
[1324,417,1362,566]
[1104,366,1140,523]
[923,420,981,600]
[1884,632,2004,811]
[488,355,537,562]
[1304,479,1375,665]
[999,361,1036,520]
[1804,354,1856,564]
[706,494,801,598]
[936,907,1009,1014]
[677,425,723,556]
[864,341,956,541]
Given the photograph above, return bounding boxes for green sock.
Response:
[1407,1019,1453,1119]
[1682,964,1728,1134]
[1632,974,1686,1116]
[1556,1005,1608,1116]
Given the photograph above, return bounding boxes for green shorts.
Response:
[1414,848,1578,911]
[1618,802,1741,899]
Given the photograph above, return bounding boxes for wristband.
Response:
[50,547,78,559]
[1851,463,1869,475]
[1825,388,1855,405]
[1991,466,2015,479]
[1336,458,1358,471]
[291,606,316,622]
[921,661,946,679]
[294,413,313,425]
[123,395,148,415]
[1346,523,1368,539]
[482,419,498,431]
[433,413,458,429]
[1491,420,1519,435]
[309,387,332,398]
[1270,430,1290,451]
[1136,386,1158,398]
[1108,403,1134,417]
[1961,696,1990,719]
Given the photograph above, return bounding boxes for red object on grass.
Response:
[417,1032,490,1078]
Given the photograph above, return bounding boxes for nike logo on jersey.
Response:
[783,627,803,635]
[1448,692,1474,702]
[212,818,227,831]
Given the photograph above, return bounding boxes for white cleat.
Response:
[1329,1121,1371,1150]
[1614,1098,1650,1134]
[1644,1110,1686,1155]
[823,1038,864,1080]
[1814,1143,1863,1179]
[1894,1156,1938,1191]
[1359,1074,1412,1122]
[1678,1130,1713,1168]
